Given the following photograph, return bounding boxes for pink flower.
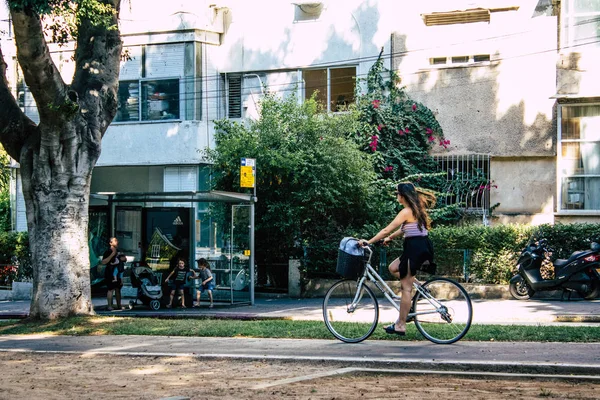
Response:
[369,135,379,152]
[372,100,380,109]
[438,139,450,149]
[405,128,410,134]
[412,103,417,111]
[383,165,394,172]
[398,129,405,136]
[428,135,435,143]
[426,128,433,135]
[377,124,384,131]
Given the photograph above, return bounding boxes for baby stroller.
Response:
[129,264,163,311]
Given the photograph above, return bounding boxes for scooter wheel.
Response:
[128,300,135,310]
[578,280,600,300]
[509,277,535,300]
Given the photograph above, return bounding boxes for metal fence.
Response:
[434,154,492,224]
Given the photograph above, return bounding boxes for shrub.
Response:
[305,223,600,285]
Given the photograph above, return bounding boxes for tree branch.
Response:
[72,0,122,138]
[0,43,38,161]
[10,6,66,120]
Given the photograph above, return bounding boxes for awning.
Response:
[550,94,600,104]
[90,190,254,203]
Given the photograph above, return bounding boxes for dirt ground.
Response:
[0,352,597,400]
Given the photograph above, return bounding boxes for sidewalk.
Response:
[1,295,600,325]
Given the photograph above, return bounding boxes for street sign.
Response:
[240,158,256,188]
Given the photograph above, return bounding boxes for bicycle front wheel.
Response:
[412,277,473,344]
[323,279,379,343]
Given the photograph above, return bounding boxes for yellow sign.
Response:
[240,166,255,188]
[244,250,251,256]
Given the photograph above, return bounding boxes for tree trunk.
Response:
[26,175,94,318]
[0,1,122,319]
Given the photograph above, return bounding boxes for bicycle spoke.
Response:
[323,280,379,343]
[413,278,473,344]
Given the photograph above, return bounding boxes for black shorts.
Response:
[106,278,123,290]
[171,282,186,291]
[398,236,434,279]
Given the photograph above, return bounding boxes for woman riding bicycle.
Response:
[359,182,435,336]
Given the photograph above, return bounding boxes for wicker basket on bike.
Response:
[336,237,366,280]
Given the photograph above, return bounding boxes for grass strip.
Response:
[0,317,599,342]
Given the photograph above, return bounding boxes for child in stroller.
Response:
[129,263,163,310]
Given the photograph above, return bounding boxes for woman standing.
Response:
[359,182,435,335]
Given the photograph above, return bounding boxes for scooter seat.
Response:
[554,250,594,271]
[553,259,569,268]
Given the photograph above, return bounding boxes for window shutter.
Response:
[228,74,242,118]
[423,10,490,26]
[146,44,184,78]
[163,166,198,207]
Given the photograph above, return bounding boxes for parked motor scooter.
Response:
[509,238,600,300]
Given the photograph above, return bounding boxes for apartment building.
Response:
[554,0,600,222]
[8,0,600,265]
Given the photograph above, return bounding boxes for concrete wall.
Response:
[392,3,557,156]
[491,157,556,225]
[390,1,558,222]
[214,0,391,74]
[98,121,209,166]
[556,50,600,97]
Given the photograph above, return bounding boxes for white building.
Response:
[7,0,390,293]
[8,0,600,265]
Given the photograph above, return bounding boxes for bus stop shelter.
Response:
[89,190,256,305]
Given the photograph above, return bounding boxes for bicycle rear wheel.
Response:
[412,277,472,344]
[323,279,379,343]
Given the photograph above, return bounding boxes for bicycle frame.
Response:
[352,246,445,320]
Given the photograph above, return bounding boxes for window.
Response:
[559,104,600,211]
[114,44,186,123]
[303,66,356,112]
[451,56,469,64]
[227,74,242,118]
[116,81,139,122]
[115,79,180,122]
[562,0,600,49]
[434,154,491,211]
[429,54,491,66]
[423,9,490,26]
[141,80,180,121]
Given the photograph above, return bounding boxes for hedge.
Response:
[303,223,600,284]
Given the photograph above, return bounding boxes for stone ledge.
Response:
[302,278,512,299]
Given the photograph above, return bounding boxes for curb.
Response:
[555,315,600,323]
[0,313,28,320]
[97,311,290,320]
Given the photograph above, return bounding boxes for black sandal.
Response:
[383,324,406,336]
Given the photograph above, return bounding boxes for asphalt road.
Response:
[0,334,599,376]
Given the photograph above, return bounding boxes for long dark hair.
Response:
[397,182,436,230]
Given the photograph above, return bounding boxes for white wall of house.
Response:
[8,0,600,228]
[390,1,559,224]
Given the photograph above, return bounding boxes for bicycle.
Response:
[323,243,473,344]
